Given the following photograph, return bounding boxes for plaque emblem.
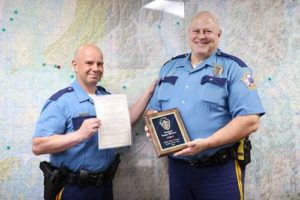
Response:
[159,117,171,130]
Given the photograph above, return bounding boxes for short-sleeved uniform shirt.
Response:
[148,49,265,160]
[33,80,115,173]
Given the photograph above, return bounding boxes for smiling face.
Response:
[72,45,104,93]
[188,11,222,63]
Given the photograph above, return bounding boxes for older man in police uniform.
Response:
[145,11,265,200]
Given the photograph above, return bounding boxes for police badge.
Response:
[144,108,190,157]
[212,64,223,76]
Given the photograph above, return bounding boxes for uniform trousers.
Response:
[168,158,245,200]
[56,182,113,200]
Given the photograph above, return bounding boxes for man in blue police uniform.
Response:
[32,44,156,200]
[145,11,265,200]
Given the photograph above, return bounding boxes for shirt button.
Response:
[185,85,189,89]
[182,101,185,104]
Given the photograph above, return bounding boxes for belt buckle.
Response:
[188,160,198,167]
[78,170,89,187]
[96,174,105,186]
[188,157,211,167]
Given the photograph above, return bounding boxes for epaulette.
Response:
[97,85,111,94]
[49,87,74,101]
[216,51,248,68]
[163,53,188,66]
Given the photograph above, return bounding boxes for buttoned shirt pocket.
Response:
[72,115,96,131]
[199,75,228,106]
[157,76,178,102]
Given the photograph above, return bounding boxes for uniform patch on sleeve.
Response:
[241,73,256,89]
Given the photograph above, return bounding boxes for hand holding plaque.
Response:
[144,108,190,157]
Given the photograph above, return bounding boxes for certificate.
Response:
[144,108,190,157]
[93,94,132,149]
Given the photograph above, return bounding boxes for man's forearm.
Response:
[129,94,151,125]
[206,114,260,149]
[174,114,261,156]
[32,131,83,155]
[129,87,156,125]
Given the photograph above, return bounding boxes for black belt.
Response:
[65,153,120,187]
[67,170,108,187]
[171,145,237,168]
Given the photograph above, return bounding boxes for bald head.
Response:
[74,44,103,62]
[189,11,221,31]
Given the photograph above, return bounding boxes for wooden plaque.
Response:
[144,108,190,157]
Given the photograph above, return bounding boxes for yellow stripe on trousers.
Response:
[234,160,244,200]
[55,187,64,200]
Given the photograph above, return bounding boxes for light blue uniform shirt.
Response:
[148,49,265,160]
[33,80,115,173]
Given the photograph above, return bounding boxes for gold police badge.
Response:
[212,64,223,76]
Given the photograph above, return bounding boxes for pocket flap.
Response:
[72,115,96,130]
[201,75,227,87]
[158,76,178,85]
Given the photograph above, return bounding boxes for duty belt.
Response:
[67,169,109,187]
[40,153,121,189]
[171,145,238,168]
[66,153,121,187]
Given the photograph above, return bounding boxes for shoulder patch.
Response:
[241,73,256,89]
[216,51,248,68]
[97,85,111,94]
[49,87,74,101]
[163,53,188,66]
